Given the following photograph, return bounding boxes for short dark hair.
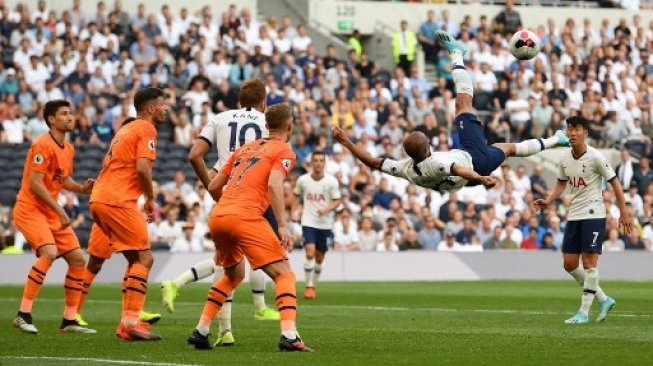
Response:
[312,150,326,159]
[239,78,266,108]
[134,87,166,112]
[122,117,137,126]
[566,116,589,130]
[265,103,292,130]
[43,99,70,126]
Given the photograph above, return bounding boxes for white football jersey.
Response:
[294,173,341,229]
[557,146,616,221]
[199,107,269,172]
[380,150,473,193]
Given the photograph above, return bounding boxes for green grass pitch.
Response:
[1,281,652,366]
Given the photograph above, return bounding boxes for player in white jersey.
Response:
[333,30,569,194]
[160,79,280,347]
[533,116,632,324]
[294,151,342,299]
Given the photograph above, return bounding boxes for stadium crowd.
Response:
[0,0,652,254]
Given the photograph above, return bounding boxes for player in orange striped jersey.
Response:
[187,103,312,352]
[12,100,96,335]
[89,87,168,341]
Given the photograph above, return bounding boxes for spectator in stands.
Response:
[398,229,422,251]
[437,229,463,252]
[358,217,378,252]
[392,20,417,76]
[603,228,626,252]
[521,227,539,250]
[632,157,653,196]
[25,104,49,141]
[624,229,646,250]
[418,215,441,251]
[494,0,522,36]
[1,108,25,144]
[157,208,183,248]
[0,68,18,98]
[170,223,203,253]
[541,233,556,251]
[530,164,548,200]
[334,209,359,251]
[417,10,438,63]
[60,192,84,230]
[162,170,194,199]
[372,179,401,211]
[547,216,564,250]
[456,218,476,245]
[377,229,399,252]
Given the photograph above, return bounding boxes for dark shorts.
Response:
[562,219,606,254]
[302,226,333,253]
[456,113,506,176]
[263,206,280,240]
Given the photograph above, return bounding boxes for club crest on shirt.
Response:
[148,140,156,151]
[282,159,292,170]
[33,154,44,164]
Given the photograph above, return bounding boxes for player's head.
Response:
[311,150,326,175]
[565,116,589,147]
[43,99,74,132]
[265,103,293,142]
[403,131,431,163]
[239,78,266,112]
[134,87,169,124]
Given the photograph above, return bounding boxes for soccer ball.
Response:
[509,30,541,61]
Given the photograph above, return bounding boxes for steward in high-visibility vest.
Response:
[392,20,417,75]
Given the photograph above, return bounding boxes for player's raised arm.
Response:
[451,163,496,188]
[189,138,212,189]
[332,126,383,170]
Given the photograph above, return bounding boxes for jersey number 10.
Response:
[228,122,262,152]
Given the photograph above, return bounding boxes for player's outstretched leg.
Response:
[188,262,244,350]
[60,249,96,334]
[13,246,56,334]
[304,244,316,299]
[162,258,216,313]
[251,268,280,320]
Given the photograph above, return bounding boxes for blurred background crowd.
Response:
[0,0,651,254]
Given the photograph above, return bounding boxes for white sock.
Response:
[217,293,233,334]
[514,136,560,157]
[452,67,473,97]
[304,259,315,288]
[213,263,225,283]
[313,263,323,285]
[174,259,215,288]
[250,269,267,311]
[196,324,210,337]
[282,329,298,340]
[579,268,599,316]
[568,267,608,302]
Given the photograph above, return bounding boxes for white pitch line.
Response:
[0,356,201,366]
[1,296,651,318]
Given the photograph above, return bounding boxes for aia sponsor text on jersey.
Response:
[569,176,588,188]
[306,193,327,203]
